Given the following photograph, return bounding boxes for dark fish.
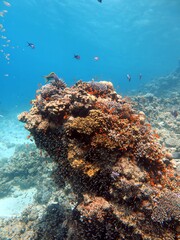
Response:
[74,54,80,60]
[27,42,35,49]
[171,110,178,118]
[139,73,142,80]
[127,74,131,82]
[97,0,102,2]
[44,72,60,82]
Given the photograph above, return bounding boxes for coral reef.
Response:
[18,79,180,239]
[151,191,180,223]
[0,144,77,239]
[0,144,54,201]
[141,62,180,97]
[4,186,73,240]
[131,90,180,175]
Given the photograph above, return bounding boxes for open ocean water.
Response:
[0,0,180,239]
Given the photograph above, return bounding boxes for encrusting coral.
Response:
[18,78,180,239]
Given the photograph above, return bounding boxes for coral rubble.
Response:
[18,79,180,239]
[131,89,180,175]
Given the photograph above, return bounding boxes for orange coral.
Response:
[18,80,179,239]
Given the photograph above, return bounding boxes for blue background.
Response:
[1,0,180,112]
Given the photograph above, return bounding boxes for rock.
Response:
[173,152,180,159]
[165,138,177,147]
[17,79,179,239]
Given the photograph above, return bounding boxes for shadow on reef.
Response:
[18,78,180,239]
[33,203,67,240]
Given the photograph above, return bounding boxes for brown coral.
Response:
[151,191,180,223]
[18,80,180,239]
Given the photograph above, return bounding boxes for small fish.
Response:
[171,110,178,118]
[0,11,5,17]
[44,72,60,82]
[94,56,99,61]
[127,74,131,82]
[3,1,11,7]
[1,36,7,39]
[74,54,80,60]
[27,42,35,49]
[97,0,102,3]
[139,73,142,80]
[26,134,31,139]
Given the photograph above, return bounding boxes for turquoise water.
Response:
[1,0,180,110]
[0,1,180,234]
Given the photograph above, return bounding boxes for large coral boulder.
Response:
[18,79,180,239]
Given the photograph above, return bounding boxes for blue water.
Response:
[1,0,180,112]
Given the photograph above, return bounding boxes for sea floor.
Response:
[0,112,35,217]
[0,187,37,218]
[0,112,28,159]
[0,111,76,222]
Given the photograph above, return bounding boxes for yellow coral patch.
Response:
[85,167,100,177]
[70,159,100,177]
[70,159,85,168]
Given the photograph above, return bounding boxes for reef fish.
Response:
[171,110,178,118]
[44,72,60,82]
[94,56,99,61]
[27,42,35,49]
[127,74,131,82]
[74,54,80,60]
